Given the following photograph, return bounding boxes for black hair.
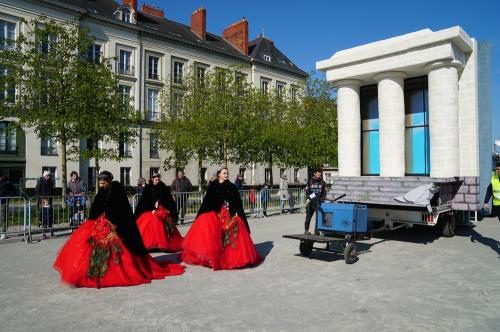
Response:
[496,162,500,168]
[70,171,78,177]
[97,171,113,183]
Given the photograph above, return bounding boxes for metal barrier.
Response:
[27,194,94,242]
[0,196,28,242]
[256,188,305,217]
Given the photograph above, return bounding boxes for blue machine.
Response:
[316,201,368,234]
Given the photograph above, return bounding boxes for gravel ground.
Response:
[1,213,500,332]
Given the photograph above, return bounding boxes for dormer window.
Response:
[122,8,131,23]
[263,54,271,62]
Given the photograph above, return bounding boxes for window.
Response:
[404,76,430,175]
[120,167,131,186]
[276,82,286,99]
[88,167,96,190]
[0,20,16,50]
[118,49,133,75]
[200,167,207,185]
[41,136,58,156]
[171,91,183,119]
[121,8,131,23]
[280,168,287,178]
[119,139,132,158]
[119,84,132,104]
[196,65,206,87]
[239,168,246,181]
[147,88,160,120]
[86,138,98,151]
[291,86,298,102]
[173,61,184,84]
[0,122,16,153]
[264,168,271,184]
[150,133,159,159]
[40,33,57,54]
[87,43,101,63]
[260,78,270,94]
[148,56,159,80]
[149,167,160,179]
[293,168,300,183]
[42,166,57,179]
[360,85,380,175]
[263,54,271,62]
[0,67,15,102]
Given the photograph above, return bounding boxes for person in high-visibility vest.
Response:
[483,162,500,221]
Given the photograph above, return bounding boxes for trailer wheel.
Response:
[299,240,313,256]
[442,214,456,238]
[344,243,358,264]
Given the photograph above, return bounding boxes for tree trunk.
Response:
[223,139,228,168]
[268,155,273,186]
[197,156,203,192]
[60,137,67,196]
[95,157,100,194]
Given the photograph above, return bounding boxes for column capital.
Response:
[332,79,363,88]
[373,71,407,82]
[424,59,464,72]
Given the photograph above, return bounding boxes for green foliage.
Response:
[0,16,138,187]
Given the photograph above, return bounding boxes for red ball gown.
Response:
[134,181,183,252]
[53,181,185,288]
[180,180,262,270]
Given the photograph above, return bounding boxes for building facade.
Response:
[0,0,308,190]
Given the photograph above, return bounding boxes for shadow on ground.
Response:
[456,226,500,257]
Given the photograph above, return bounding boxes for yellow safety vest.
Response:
[492,171,500,206]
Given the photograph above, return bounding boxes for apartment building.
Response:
[0,0,308,190]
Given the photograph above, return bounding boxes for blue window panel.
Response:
[363,131,380,175]
[405,127,430,174]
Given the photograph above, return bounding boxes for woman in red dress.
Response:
[134,173,183,252]
[53,171,185,288]
[180,167,262,270]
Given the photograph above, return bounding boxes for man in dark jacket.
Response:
[171,170,192,224]
[0,175,17,239]
[304,169,327,234]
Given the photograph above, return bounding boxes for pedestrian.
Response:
[181,167,262,270]
[304,169,327,234]
[136,177,146,195]
[171,170,192,224]
[0,175,17,240]
[66,171,86,227]
[483,161,500,222]
[234,173,244,191]
[40,197,55,239]
[279,174,289,213]
[260,183,270,217]
[134,173,182,252]
[248,187,256,214]
[53,171,185,288]
[36,170,55,233]
[288,192,296,213]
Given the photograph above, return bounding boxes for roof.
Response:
[40,0,306,77]
[249,36,308,77]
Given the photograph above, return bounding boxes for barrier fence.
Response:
[1,188,306,243]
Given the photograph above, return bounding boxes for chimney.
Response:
[191,7,206,40]
[122,0,137,13]
[223,18,248,55]
[141,3,164,18]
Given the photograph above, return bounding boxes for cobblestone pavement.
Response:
[1,213,500,331]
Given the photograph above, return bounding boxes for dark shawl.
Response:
[133,181,178,221]
[89,181,147,256]
[197,180,250,232]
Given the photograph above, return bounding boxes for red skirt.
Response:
[180,209,262,270]
[53,215,185,288]
[136,206,183,252]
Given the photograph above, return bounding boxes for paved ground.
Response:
[1,213,500,332]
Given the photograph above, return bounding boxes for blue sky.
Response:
[147,0,499,141]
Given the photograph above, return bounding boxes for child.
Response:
[40,198,55,239]
[249,187,256,214]
[288,192,296,213]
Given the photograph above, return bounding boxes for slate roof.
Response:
[38,0,307,77]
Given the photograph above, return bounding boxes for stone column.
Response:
[374,72,406,177]
[335,80,362,176]
[425,60,461,178]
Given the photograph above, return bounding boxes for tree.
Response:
[0,16,138,190]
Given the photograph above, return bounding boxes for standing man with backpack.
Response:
[303,169,326,234]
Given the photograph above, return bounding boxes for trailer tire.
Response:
[299,240,313,256]
[442,214,456,238]
[344,243,358,264]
